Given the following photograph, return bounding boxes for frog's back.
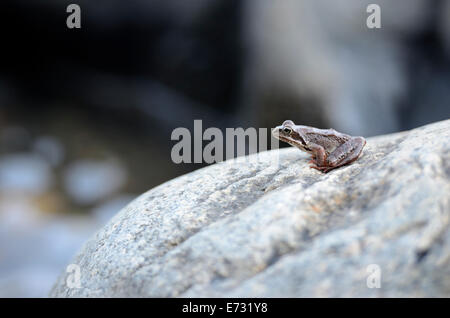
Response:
[304,127,351,154]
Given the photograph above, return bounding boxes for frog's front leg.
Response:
[318,137,366,173]
[308,144,327,167]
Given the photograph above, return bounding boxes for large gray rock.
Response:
[50,119,450,297]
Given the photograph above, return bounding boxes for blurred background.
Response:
[0,0,449,297]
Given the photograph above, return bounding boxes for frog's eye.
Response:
[282,127,292,135]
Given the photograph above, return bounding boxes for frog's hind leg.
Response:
[325,137,366,171]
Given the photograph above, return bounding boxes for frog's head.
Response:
[272,120,311,152]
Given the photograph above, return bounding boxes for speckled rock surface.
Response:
[50,119,450,297]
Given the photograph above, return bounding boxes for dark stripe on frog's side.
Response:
[278,135,312,152]
[289,130,306,145]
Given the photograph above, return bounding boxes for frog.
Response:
[272,120,366,173]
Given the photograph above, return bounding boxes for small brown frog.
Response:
[272,120,366,173]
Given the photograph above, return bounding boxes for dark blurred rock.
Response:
[0,126,32,152]
[440,0,450,55]
[50,119,450,297]
[1,0,242,119]
[241,0,449,136]
[2,0,449,138]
